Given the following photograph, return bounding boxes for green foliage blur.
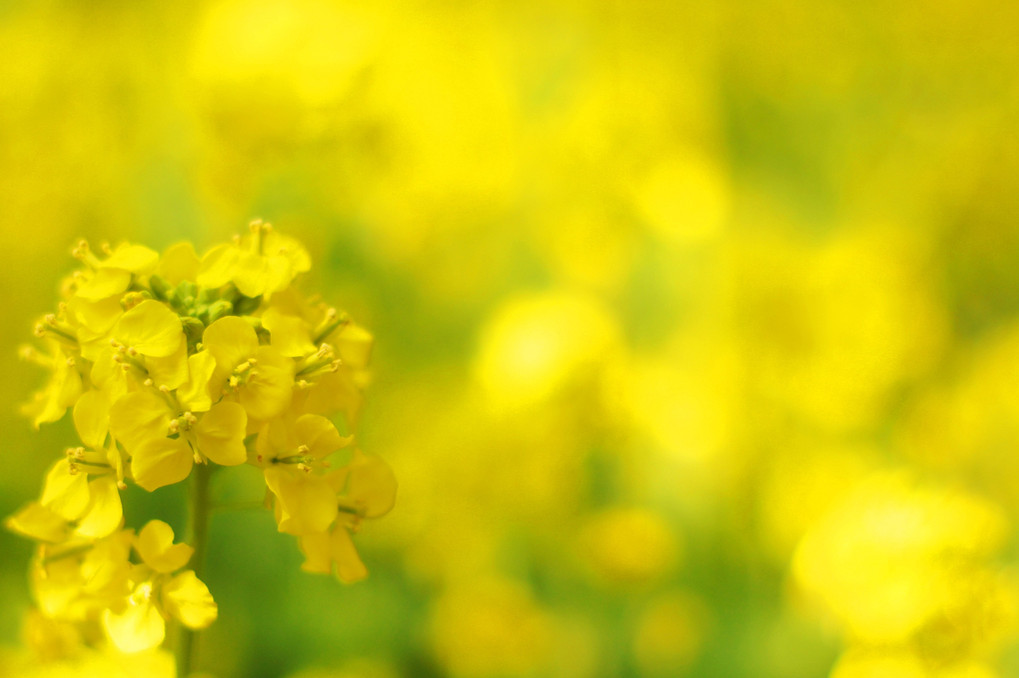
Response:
[2,1,1019,677]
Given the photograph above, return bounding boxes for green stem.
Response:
[176,463,213,678]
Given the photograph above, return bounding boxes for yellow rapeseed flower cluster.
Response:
[6,221,395,656]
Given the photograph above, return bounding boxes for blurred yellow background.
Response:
[3,1,1019,676]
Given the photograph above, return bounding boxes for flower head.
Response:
[7,224,394,663]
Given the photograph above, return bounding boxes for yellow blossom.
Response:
[299,523,368,584]
[256,414,351,535]
[202,315,294,421]
[289,321,374,428]
[297,451,396,584]
[197,220,310,298]
[8,464,123,543]
[109,388,247,490]
[261,306,317,357]
[7,226,390,666]
[69,241,158,306]
[30,529,134,621]
[20,341,82,429]
[134,520,194,573]
[330,450,398,520]
[103,521,216,654]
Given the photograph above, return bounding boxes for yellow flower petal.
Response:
[131,437,193,492]
[103,593,165,654]
[101,244,159,273]
[254,417,292,461]
[79,532,133,599]
[162,570,217,629]
[333,451,397,519]
[264,231,311,276]
[294,414,349,460]
[240,346,294,421]
[262,307,316,357]
[90,347,128,404]
[196,244,239,289]
[75,476,124,539]
[232,251,271,297]
[299,526,367,584]
[263,255,297,297]
[145,337,189,391]
[194,402,247,466]
[31,556,84,618]
[70,295,125,361]
[73,390,110,450]
[41,459,90,520]
[335,322,374,370]
[105,438,128,486]
[330,525,368,584]
[76,268,131,301]
[263,466,337,535]
[5,502,69,543]
[135,520,193,573]
[298,531,333,575]
[114,300,183,358]
[202,316,259,387]
[67,295,123,336]
[296,368,362,423]
[109,391,171,455]
[178,351,217,413]
[23,348,82,429]
[157,242,201,284]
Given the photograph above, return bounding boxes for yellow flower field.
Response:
[1,1,1019,677]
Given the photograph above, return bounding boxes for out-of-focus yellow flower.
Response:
[734,227,947,433]
[331,449,398,520]
[632,150,730,244]
[530,205,640,293]
[429,577,552,678]
[103,520,216,654]
[298,449,396,583]
[30,529,134,622]
[0,640,175,678]
[830,650,930,678]
[20,340,82,429]
[793,473,1018,657]
[757,441,878,563]
[20,611,81,663]
[830,649,999,678]
[618,330,742,497]
[633,591,711,677]
[896,323,1019,516]
[299,523,367,585]
[474,291,620,410]
[577,507,680,586]
[191,0,381,110]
